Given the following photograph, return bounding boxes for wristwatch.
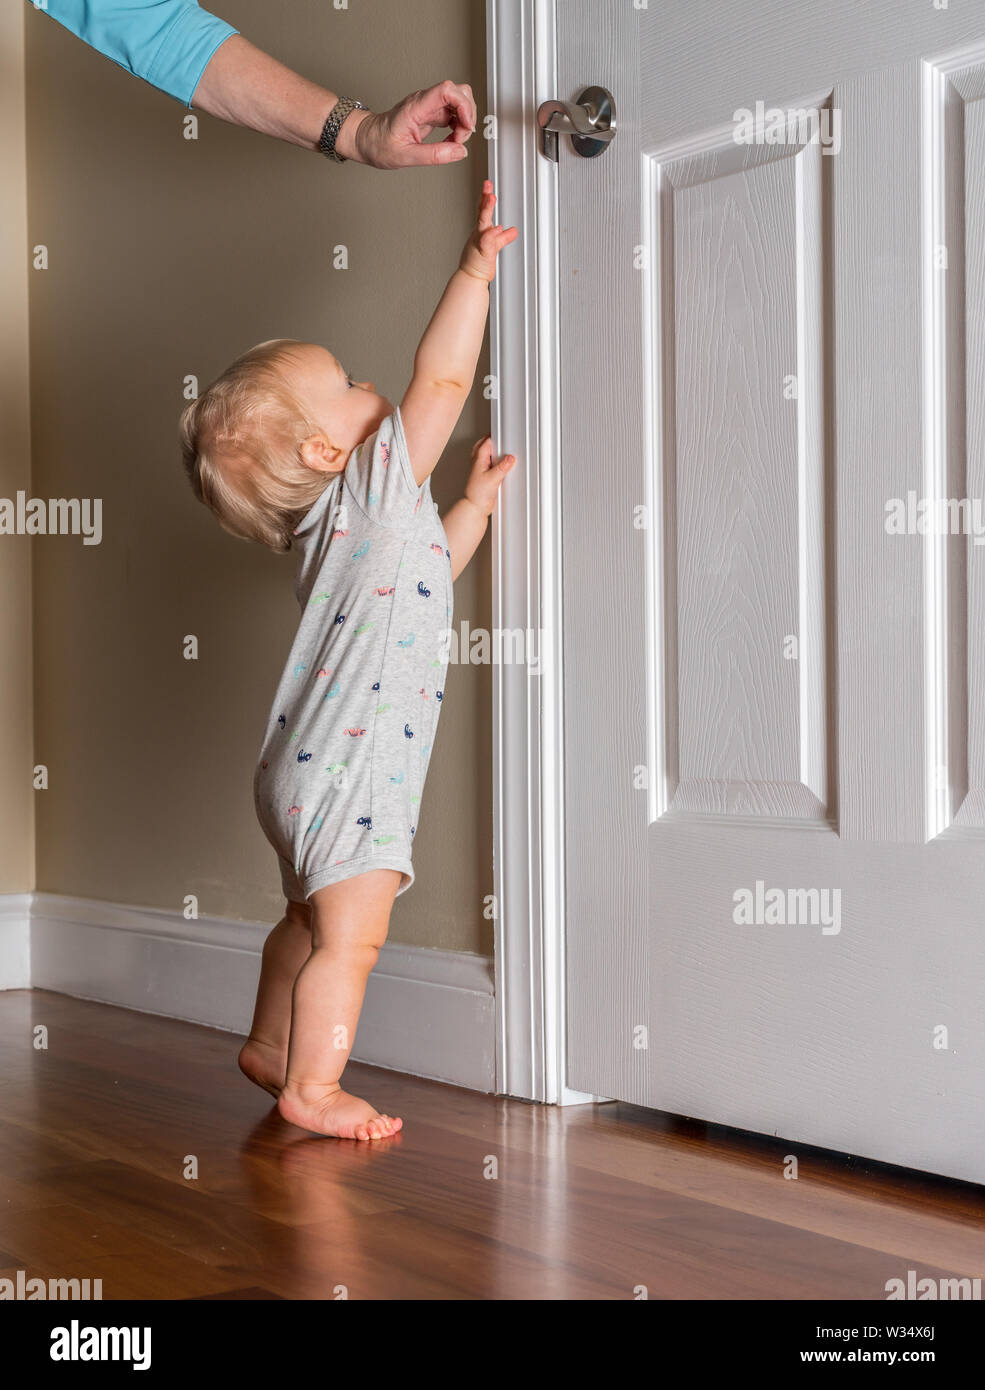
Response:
[319,97,366,163]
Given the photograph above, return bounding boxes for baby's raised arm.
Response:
[401,180,517,486]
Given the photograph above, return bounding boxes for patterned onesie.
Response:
[254,409,453,901]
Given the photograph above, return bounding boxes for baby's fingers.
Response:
[479,224,519,258]
[477,179,497,231]
[479,450,516,483]
[471,435,493,463]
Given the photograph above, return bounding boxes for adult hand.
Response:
[339,80,478,168]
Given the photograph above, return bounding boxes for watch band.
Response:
[319,97,366,163]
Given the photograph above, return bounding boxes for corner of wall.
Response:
[0,1,36,899]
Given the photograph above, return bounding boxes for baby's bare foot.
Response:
[238,1037,286,1098]
[277,1082,402,1140]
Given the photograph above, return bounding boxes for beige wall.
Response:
[24,0,493,953]
[0,2,35,895]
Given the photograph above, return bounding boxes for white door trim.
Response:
[486,0,600,1104]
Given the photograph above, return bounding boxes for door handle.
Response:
[537,85,616,162]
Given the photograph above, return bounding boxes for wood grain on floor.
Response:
[1,990,983,1300]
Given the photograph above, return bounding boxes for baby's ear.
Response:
[299,433,346,472]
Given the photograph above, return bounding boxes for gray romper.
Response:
[254,409,453,900]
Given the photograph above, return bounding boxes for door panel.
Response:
[655,126,830,823]
[561,0,985,1180]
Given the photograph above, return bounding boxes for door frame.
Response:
[485,0,599,1104]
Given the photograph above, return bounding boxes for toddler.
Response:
[180,181,516,1138]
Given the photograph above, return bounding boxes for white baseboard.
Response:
[0,894,31,989]
[26,893,496,1092]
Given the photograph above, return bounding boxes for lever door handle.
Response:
[537,85,617,162]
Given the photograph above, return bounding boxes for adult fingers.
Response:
[408,79,477,139]
[397,138,469,167]
[439,79,477,140]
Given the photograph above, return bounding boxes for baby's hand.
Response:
[465,436,516,515]
[460,180,519,283]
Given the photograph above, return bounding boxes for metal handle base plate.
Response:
[537,85,617,162]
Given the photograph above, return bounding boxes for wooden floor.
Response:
[2,989,984,1300]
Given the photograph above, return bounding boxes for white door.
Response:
[558,0,985,1182]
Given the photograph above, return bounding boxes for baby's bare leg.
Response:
[277,870,403,1139]
[238,900,312,1097]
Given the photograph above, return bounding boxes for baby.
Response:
[180,180,517,1139]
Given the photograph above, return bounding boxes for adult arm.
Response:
[36,1,477,165]
[193,36,475,165]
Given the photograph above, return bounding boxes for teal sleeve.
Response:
[36,1,239,106]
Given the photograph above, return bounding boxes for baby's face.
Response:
[279,344,393,470]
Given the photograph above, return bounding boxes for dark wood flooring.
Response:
[2,990,983,1300]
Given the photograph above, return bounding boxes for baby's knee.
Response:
[313,930,384,970]
[351,939,383,972]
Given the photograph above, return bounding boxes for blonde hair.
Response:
[180,339,331,552]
